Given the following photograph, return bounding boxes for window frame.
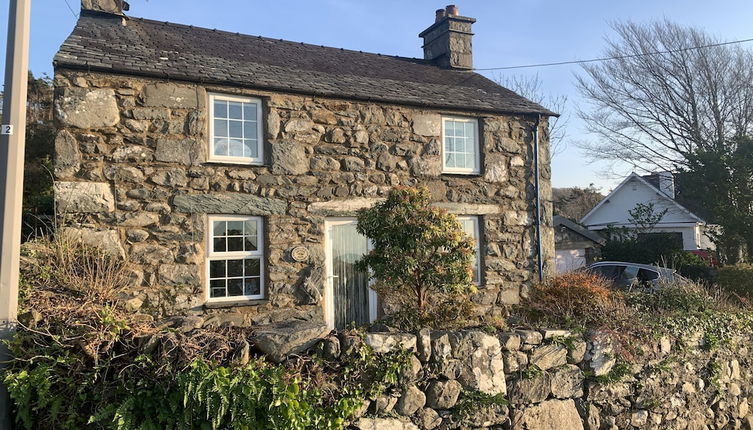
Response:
[205,214,265,302]
[441,116,481,175]
[457,215,482,285]
[207,93,264,165]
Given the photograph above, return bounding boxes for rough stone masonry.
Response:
[52,69,554,325]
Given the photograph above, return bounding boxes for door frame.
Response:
[323,217,378,330]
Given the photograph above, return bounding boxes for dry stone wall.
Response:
[329,328,753,430]
[52,69,554,324]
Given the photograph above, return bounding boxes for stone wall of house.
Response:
[52,68,554,324]
[312,327,752,430]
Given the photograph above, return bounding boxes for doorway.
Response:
[324,218,377,329]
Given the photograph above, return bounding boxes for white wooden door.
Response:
[324,218,377,329]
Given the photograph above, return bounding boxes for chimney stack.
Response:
[657,171,676,199]
[81,0,129,15]
[419,5,476,70]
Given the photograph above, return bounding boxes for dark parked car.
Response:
[585,261,683,290]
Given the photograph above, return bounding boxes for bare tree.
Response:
[496,73,568,159]
[576,20,753,171]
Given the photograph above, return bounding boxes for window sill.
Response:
[204,159,266,167]
[203,299,268,309]
[441,171,482,177]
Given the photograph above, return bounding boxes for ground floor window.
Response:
[457,215,481,284]
[206,215,264,301]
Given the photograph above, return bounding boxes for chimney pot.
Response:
[445,5,459,16]
[435,8,446,22]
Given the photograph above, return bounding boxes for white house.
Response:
[580,172,714,251]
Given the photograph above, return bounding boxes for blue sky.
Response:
[3,0,753,192]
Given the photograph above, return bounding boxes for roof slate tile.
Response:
[54,12,555,116]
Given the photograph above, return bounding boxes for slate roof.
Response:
[54,11,556,116]
[553,216,605,245]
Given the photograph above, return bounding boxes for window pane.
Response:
[455,137,465,154]
[227,221,243,236]
[464,153,476,169]
[228,237,244,252]
[245,258,261,276]
[228,139,244,157]
[244,236,258,252]
[445,120,455,137]
[213,238,226,253]
[446,153,456,168]
[214,119,228,137]
[213,221,226,236]
[214,138,230,156]
[213,100,227,118]
[210,279,226,298]
[227,278,244,296]
[244,139,258,159]
[244,220,257,237]
[227,259,244,277]
[465,121,474,138]
[229,120,243,138]
[243,104,257,122]
[244,122,257,139]
[244,278,261,296]
[228,101,243,119]
[209,260,226,278]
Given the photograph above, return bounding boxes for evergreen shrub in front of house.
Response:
[356,186,478,330]
[4,238,410,430]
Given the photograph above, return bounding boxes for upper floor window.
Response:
[457,215,481,284]
[442,117,480,174]
[208,94,263,164]
[206,215,265,301]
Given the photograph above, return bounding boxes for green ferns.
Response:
[5,348,407,430]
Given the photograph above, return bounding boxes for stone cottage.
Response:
[52,1,556,329]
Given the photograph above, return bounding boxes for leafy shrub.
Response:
[716,264,753,302]
[601,231,683,265]
[666,251,715,284]
[517,271,626,329]
[356,186,477,329]
[626,280,717,314]
[6,238,410,429]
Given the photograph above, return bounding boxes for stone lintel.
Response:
[309,198,385,216]
[172,193,287,215]
[431,202,502,215]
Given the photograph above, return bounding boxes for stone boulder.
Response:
[54,130,80,178]
[270,141,309,175]
[550,365,585,399]
[530,344,567,371]
[251,320,329,362]
[512,399,584,430]
[588,335,616,377]
[425,379,462,409]
[365,333,417,353]
[353,418,419,430]
[142,83,201,108]
[395,385,426,416]
[55,181,115,213]
[55,88,119,129]
[431,330,506,394]
[61,227,124,258]
[508,372,551,404]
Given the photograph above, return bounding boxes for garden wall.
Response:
[306,327,753,430]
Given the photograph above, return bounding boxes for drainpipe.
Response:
[533,114,543,282]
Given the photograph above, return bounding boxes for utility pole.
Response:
[0,0,31,427]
